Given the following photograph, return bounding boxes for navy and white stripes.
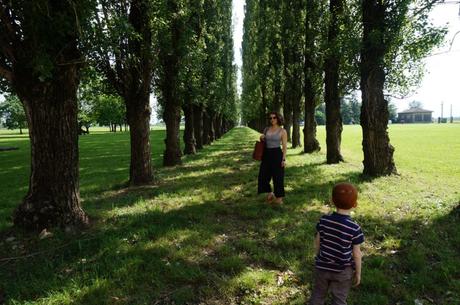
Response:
[315,212,364,272]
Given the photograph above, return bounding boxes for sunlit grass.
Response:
[0,124,459,304]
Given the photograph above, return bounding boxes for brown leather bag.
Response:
[252,140,264,161]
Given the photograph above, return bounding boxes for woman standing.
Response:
[258,112,288,205]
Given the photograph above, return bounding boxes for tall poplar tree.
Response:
[89,0,154,184]
[360,0,445,176]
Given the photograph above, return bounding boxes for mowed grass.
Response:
[0,123,459,305]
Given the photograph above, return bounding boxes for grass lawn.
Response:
[0,123,459,304]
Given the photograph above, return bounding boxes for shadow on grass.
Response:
[1,185,322,304]
[0,127,459,304]
[347,203,460,305]
[0,135,29,140]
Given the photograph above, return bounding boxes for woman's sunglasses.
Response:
[269,116,277,120]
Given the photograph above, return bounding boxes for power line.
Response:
[429,30,460,56]
[435,1,460,4]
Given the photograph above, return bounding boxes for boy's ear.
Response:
[353,201,358,208]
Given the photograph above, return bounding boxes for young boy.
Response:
[309,182,364,305]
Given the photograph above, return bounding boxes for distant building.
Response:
[397,107,433,123]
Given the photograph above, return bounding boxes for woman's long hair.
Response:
[267,111,284,126]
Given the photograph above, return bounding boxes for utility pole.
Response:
[441,101,444,120]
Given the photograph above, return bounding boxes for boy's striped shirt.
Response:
[315,212,364,272]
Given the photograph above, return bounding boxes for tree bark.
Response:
[360,0,396,176]
[97,0,155,183]
[183,103,196,154]
[207,110,215,143]
[13,64,88,230]
[202,110,211,145]
[160,1,182,166]
[124,0,155,179]
[324,0,344,164]
[163,97,182,165]
[304,77,320,153]
[272,86,282,113]
[220,115,226,135]
[292,77,302,148]
[271,37,283,113]
[214,114,222,139]
[193,104,203,149]
[283,90,292,142]
[303,1,321,153]
[126,94,153,184]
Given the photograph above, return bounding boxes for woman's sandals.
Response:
[266,193,275,203]
[267,193,283,206]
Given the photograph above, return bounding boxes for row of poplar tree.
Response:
[241,0,445,175]
[0,0,237,230]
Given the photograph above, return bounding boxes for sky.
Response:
[232,0,245,94]
[1,3,458,119]
[398,4,460,117]
[231,1,460,117]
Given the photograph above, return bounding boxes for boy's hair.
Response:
[332,182,358,209]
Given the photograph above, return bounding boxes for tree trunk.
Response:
[118,0,156,178]
[292,109,301,147]
[163,99,182,166]
[272,86,282,113]
[303,1,321,153]
[13,68,88,230]
[193,104,203,149]
[324,0,344,164]
[207,110,215,143]
[304,75,320,153]
[360,0,396,176]
[202,110,211,145]
[292,77,302,148]
[220,116,226,135]
[160,2,182,166]
[212,115,218,139]
[126,94,154,184]
[214,114,222,139]
[324,68,343,163]
[183,103,196,154]
[271,38,283,113]
[283,89,293,142]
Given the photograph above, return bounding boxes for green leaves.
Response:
[2,1,95,82]
[0,94,27,131]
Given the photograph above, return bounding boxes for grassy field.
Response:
[0,124,459,305]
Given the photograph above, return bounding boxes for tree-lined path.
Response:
[1,0,460,304]
[1,125,459,304]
